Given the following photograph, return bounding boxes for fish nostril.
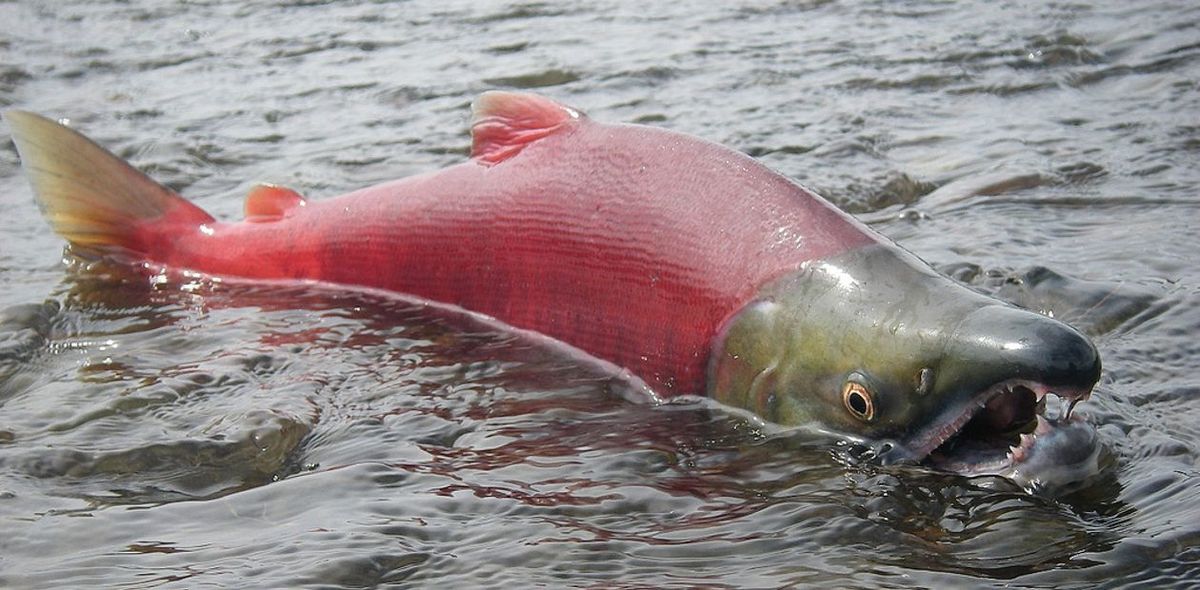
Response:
[914,367,934,396]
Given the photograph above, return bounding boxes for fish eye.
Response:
[842,381,875,422]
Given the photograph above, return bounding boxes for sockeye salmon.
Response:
[4,92,1103,492]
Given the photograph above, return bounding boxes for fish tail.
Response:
[4,110,214,257]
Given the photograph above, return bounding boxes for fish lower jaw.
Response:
[907,378,1093,471]
[934,413,1062,475]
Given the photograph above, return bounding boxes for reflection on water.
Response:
[1,0,1199,587]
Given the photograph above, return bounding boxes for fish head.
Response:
[709,243,1102,491]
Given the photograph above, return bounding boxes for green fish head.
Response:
[709,243,1102,491]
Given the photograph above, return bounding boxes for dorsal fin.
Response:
[470,91,583,165]
[244,183,306,222]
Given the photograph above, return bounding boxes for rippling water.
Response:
[2,0,1199,587]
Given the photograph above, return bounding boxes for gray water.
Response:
[1,0,1198,587]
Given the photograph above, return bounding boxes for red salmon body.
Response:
[133,93,878,395]
[6,91,1106,490]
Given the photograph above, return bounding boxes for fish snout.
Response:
[951,305,1101,395]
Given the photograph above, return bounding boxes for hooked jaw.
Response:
[900,380,1102,492]
[900,379,1092,465]
[884,304,1103,488]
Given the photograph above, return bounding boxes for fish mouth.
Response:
[899,380,1096,480]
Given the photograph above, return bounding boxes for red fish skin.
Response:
[136,119,880,396]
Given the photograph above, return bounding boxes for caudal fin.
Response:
[4,111,213,256]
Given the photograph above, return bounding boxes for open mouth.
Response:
[906,380,1094,476]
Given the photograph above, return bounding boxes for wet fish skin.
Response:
[5,92,878,397]
[4,92,1102,485]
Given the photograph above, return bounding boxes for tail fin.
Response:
[4,110,214,256]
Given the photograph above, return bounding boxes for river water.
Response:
[1,0,1198,587]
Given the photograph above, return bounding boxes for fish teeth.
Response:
[1065,397,1081,420]
[1005,431,1040,465]
[910,378,1088,461]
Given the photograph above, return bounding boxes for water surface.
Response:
[1,0,1198,587]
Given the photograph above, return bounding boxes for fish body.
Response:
[138,99,874,396]
[5,92,1103,491]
